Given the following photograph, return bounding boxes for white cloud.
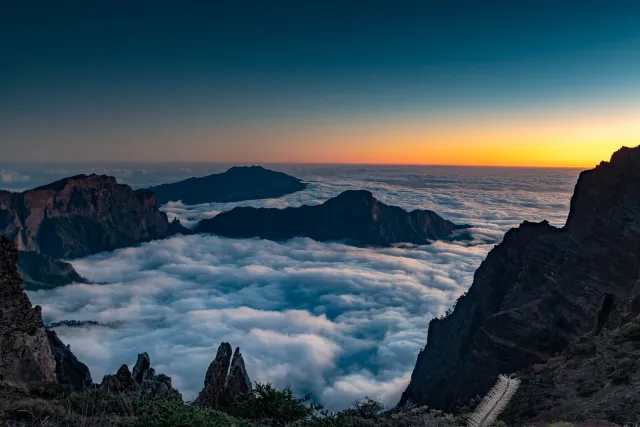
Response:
[0,170,30,183]
[28,165,578,409]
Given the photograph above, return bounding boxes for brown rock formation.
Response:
[1,174,187,259]
[400,145,640,424]
[0,174,190,289]
[0,236,56,382]
[195,342,252,409]
[196,190,469,246]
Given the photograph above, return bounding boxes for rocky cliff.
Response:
[0,236,57,383]
[399,146,640,424]
[0,174,187,259]
[0,236,90,388]
[196,190,469,246]
[149,166,307,205]
[0,174,189,289]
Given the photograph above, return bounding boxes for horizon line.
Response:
[0,160,589,169]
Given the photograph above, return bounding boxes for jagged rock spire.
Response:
[100,353,181,401]
[226,347,252,400]
[195,342,252,409]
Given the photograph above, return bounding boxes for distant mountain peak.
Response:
[148,166,306,205]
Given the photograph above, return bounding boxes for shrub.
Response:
[231,383,323,426]
[125,400,242,427]
[66,387,149,418]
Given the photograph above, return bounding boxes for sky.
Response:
[2,0,640,166]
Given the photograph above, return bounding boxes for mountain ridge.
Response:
[196,189,470,246]
[400,145,640,424]
[0,174,189,289]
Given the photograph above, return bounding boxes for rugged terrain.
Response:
[196,189,470,246]
[0,236,90,387]
[148,165,307,205]
[400,146,640,424]
[0,174,189,289]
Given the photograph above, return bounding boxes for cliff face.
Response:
[149,166,307,205]
[400,146,640,424]
[1,174,189,289]
[196,190,469,246]
[0,236,92,387]
[0,236,57,383]
[1,174,186,259]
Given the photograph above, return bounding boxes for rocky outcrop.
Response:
[100,352,181,401]
[0,236,92,388]
[1,174,189,259]
[195,343,252,409]
[0,174,190,289]
[46,329,92,390]
[196,190,469,246]
[149,166,307,205]
[0,236,57,383]
[400,146,640,424]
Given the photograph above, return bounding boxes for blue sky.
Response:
[2,0,640,164]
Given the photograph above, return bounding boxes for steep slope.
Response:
[148,166,307,205]
[0,236,57,382]
[18,251,88,290]
[0,237,91,388]
[1,174,187,259]
[400,146,640,424]
[196,190,469,246]
[0,174,189,289]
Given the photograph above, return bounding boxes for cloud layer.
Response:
[28,165,579,409]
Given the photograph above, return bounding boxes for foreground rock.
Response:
[196,190,470,246]
[0,236,57,382]
[0,174,189,289]
[195,342,251,409]
[149,166,307,205]
[46,329,92,390]
[0,237,90,388]
[400,145,640,424]
[100,352,182,401]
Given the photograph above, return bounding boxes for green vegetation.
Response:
[126,401,243,427]
[0,379,564,427]
[0,380,469,427]
[548,423,574,427]
[230,383,323,426]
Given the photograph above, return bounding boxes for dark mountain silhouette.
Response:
[148,166,307,205]
[196,190,469,246]
[400,145,640,424]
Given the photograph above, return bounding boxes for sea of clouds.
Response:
[27,164,579,409]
